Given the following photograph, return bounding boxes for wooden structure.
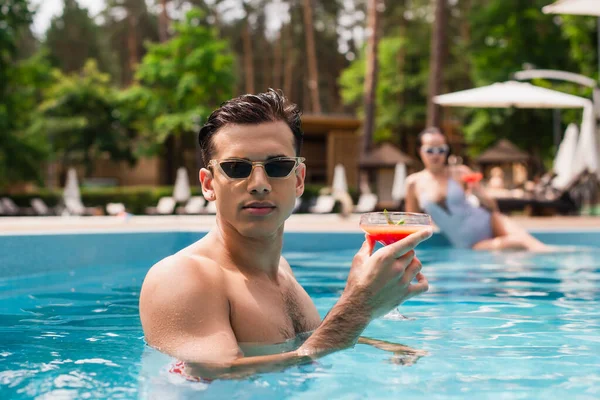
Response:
[300,114,362,188]
[476,139,529,187]
[70,114,362,189]
[360,143,418,205]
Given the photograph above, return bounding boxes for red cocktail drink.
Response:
[360,224,431,246]
[359,212,432,247]
[461,172,483,184]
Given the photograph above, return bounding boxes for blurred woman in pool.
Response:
[405,127,547,251]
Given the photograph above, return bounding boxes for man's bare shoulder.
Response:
[139,250,234,351]
[139,252,226,318]
[142,253,223,293]
[279,256,294,276]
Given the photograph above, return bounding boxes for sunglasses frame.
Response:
[422,145,449,155]
[208,157,306,180]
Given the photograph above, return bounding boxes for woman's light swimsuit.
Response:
[419,179,493,248]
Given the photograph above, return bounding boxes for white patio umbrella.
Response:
[173,167,191,203]
[391,163,407,202]
[435,82,599,178]
[572,104,599,177]
[552,123,579,189]
[62,168,87,215]
[434,81,590,109]
[543,0,600,17]
[332,164,348,194]
[63,168,81,203]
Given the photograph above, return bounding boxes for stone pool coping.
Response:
[0,214,599,235]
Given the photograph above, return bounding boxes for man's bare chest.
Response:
[226,276,320,343]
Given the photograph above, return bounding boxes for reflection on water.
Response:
[0,246,599,399]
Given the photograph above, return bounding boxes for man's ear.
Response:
[199,168,216,201]
[295,162,306,198]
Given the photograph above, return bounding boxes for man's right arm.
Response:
[140,255,317,379]
[140,230,431,379]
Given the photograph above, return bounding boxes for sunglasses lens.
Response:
[219,161,253,178]
[265,159,297,178]
[425,146,448,155]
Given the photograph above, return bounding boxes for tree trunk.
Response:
[158,0,170,43]
[362,0,381,156]
[283,24,295,98]
[302,0,322,113]
[459,0,472,88]
[426,0,448,128]
[242,19,255,93]
[165,135,175,184]
[127,13,138,84]
[273,32,283,90]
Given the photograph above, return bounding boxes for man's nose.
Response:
[247,166,272,194]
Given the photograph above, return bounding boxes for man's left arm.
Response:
[357,337,428,366]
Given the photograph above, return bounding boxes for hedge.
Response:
[2,185,358,215]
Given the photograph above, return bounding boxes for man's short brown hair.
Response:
[198,89,303,165]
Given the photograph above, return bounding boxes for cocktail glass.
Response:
[359,211,432,320]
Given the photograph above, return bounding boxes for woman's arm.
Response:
[452,165,498,212]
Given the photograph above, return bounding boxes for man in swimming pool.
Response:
[139,90,432,380]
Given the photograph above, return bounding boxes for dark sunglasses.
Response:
[422,145,449,155]
[208,157,305,180]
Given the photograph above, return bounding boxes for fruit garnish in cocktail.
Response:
[361,211,432,246]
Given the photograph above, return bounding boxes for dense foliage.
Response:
[2,0,598,188]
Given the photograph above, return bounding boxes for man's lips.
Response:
[242,202,276,209]
[242,203,276,216]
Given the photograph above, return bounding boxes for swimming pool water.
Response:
[1,232,599,399]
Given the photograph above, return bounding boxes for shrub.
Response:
[2,184,357,215]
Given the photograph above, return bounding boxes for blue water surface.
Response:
[0,231,599,399]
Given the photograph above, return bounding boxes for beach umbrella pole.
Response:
[597,17,600,81]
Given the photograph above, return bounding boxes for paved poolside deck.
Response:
[0,214,598,234]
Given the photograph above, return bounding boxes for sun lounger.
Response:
[0,197,20,216]
[106,202,126,216]
[64,197,97,216]
[353,193,378,213]
[309,195,336,214]
[176,196,206,215]
[145,196,176,215]
[30,198,57,216]
[204,201,217,214]
[494,171,596,216]
[1,197,35,216]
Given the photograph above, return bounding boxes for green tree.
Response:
[121,8,235,180]
[36,60,136,177]
[0,0,32,105]
[339,0,432,145]
[0,0,52,188]
[100,0,160,85]
[45,0,116,76]
[465,0,596,170]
